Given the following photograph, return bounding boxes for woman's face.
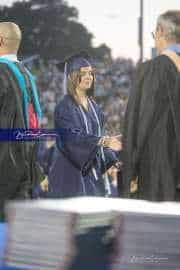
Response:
[78,66,94,91]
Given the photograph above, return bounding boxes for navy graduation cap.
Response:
[57,50,94,75]
[57,50,95,94]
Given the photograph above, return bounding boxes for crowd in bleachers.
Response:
[32,57,135,134]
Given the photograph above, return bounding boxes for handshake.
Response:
[98,134,123,152]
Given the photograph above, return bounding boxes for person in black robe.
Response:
[0,22,45,221]
[49,51,122,198]
[123,10,180,201]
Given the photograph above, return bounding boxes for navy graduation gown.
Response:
[49,95,118,197]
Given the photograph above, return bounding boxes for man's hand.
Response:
[130,178,138,193]
[40,178,49,192]
[98,135,123,151]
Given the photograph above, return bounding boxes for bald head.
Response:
[0,22,22,54]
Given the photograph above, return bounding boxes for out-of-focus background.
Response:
[0,0,179,134]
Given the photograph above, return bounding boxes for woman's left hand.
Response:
[40,177,49,192]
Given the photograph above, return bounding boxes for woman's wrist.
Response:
[98,136,110,147]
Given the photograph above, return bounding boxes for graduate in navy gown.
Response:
[49,51,122,197]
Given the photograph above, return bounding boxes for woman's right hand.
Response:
[107,136,123,151]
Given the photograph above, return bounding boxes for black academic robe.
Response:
[49,95,118,198]
[0,62,44,221]
[123,55,180,201]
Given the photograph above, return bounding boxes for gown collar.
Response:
[163,44,180,55]
[0,54,19,62]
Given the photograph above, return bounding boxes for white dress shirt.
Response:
[0,54,19,62]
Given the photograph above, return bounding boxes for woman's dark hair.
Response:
[67,69,95,105]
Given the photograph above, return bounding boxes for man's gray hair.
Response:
[157,10,180,43]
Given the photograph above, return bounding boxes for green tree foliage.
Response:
[90,44,112,62]
[0,0,111,61]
